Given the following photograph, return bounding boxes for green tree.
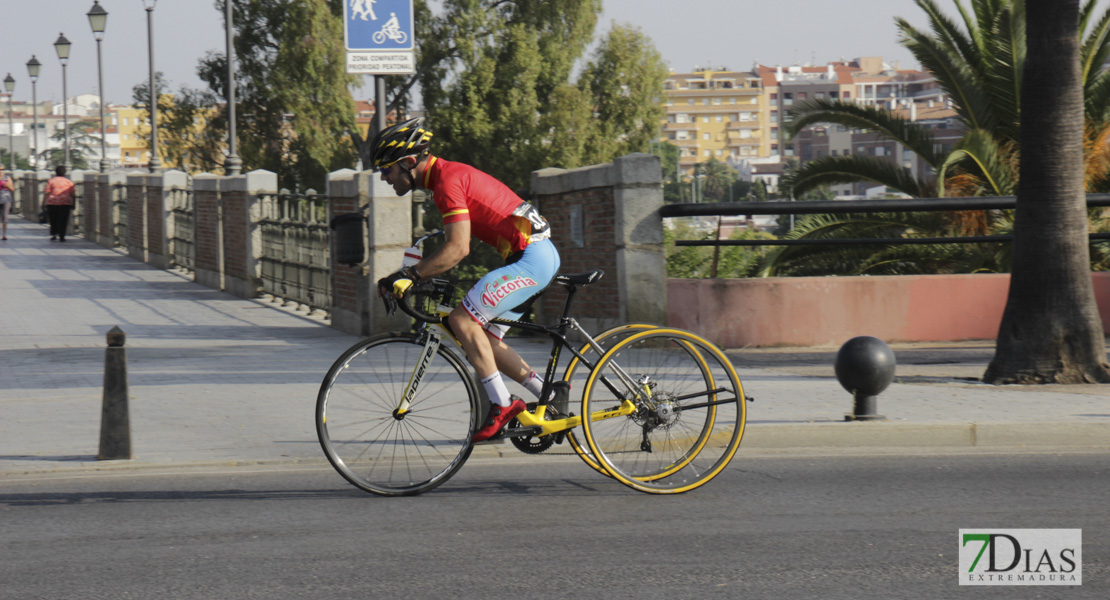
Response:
[985,0,1110,383]
[1,149,32,170]
[768,0,1110,275]
[181,0,358,190]
[134,72,227,174]
[405,1,666,191]
[43,120,98,170]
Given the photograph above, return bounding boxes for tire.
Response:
[561,323,659,476]
[316,333,480,496]
[580,329,746,494]
[372,31,385,44]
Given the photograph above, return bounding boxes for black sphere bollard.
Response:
[99,326,132,460]
[835,336,895,422]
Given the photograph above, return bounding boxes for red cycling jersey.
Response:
[423,156,547,259]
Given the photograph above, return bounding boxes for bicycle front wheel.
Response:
[316,333,480,496]
[580,329,746,494]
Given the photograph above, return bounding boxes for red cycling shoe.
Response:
[472,396,526,442]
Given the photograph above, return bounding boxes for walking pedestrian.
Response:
[42,166,76,242]
[0,166,13,241]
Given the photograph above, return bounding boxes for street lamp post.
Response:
[53,33,71,172]
[142,0,161,172]
[3,74,14,171]
[225,0,241,175]
[88,0,109,173]
[26,56,40,171]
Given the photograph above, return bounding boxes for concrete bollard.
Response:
[98,326,132,460]
[835,336,895,422]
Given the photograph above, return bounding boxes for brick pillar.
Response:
[327,169,412,336]
[82,172,99,242]
[531,153,666,333]
[145,170,188,269]
[193,174,223,290]
[126,174,147,262]
[22,170,50,221]
[69,169,87,237]
[221,170,275,299]
[98,172,127,248]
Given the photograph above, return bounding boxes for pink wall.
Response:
[667,273,1110,348]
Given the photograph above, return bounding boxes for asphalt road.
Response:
[2,450,1107,599]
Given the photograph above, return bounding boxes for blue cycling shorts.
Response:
[461,238,560,340]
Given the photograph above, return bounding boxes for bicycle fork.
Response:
[393,331,442,419]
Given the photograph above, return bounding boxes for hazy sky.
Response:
[0,0,1074,107]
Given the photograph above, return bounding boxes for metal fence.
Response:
[258,192,332,312]
[660,195,1110,247]
[168,188,194,271]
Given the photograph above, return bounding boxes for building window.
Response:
[770,93,778,101]
[739,112,751,121]
[770,110,778,123]
[797,92,807,100]
[831,91,839,100]
[784,93,793,106]
[712,98,722,105]
[715,115,724,122]
[703,133,711,140]
[842,91,851,99]
[815,92,825,100]
[702,116,710,123]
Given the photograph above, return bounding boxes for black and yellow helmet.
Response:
[370,117,433,171]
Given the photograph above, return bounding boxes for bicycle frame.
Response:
[395,277,644,439]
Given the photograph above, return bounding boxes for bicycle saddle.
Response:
[556,270,604,287]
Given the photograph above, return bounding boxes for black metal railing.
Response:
[258,191,331,313]
[661,194,1110,247]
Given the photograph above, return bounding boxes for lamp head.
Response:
[3,74,14,94]
[88,1,108,38]
[54,33,72,63]
[26,56,41,81]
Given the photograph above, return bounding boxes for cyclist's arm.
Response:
[413,220,470,278]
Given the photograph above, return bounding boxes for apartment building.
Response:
[660,57,955,196]
[661,67,769,171]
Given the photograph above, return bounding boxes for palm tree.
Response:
[986,0,1110,383]
[763,0,1110,275]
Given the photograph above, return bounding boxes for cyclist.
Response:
[372,117,561,442]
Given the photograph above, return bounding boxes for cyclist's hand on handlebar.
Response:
[377,270,416,315]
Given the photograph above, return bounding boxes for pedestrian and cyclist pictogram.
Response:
[344,0,414,73]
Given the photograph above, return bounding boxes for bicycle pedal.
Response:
[502,426,543,439]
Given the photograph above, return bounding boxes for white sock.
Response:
[523,371,544,399]
[481,372,512,407]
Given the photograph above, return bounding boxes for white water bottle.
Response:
[401,245,422,269]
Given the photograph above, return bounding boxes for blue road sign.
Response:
[345,0,414,52]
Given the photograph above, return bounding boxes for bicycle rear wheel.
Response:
[580,329,746,494]
[562,323,659,475]
[316,333,479,496]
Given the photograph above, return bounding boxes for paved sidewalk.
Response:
[2,218,1109,477]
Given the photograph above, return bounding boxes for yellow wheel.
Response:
[580,328,746,494]
[561,323,659,476]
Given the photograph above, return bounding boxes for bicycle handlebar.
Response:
[389,278,451,324]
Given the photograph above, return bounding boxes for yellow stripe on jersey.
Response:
[443,209,470,218]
